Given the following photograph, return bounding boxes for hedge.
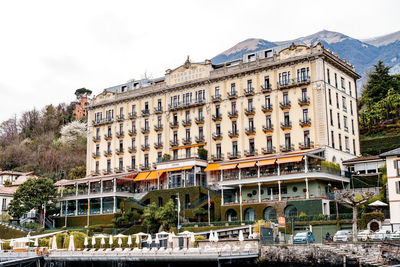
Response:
[0,224,26,239]
[54,214,115,227]
[358,212,385,230]
[361,134,400,156]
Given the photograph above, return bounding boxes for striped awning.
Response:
[257,159,276,166]
[276,156,304,164]
[238,161,256,168]
[146,171,165,180]
[134,172,150,181]
[219,164,238,170]
[204,163,221,172]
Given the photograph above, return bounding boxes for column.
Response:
[304,155,308,173]
[167,173,170,189]
[239,169,241,180]
[277,164,280,176]
[183,170,186,187]
[101,180,103,194]
[305,178,309,199]
[257,165,260,179]
[61,186,64,197]
[88,182,90,196]
[88,199,90,215]
[220,170,223,182]
[278,181,282,201]
[258,183,261,203]
[75,183,78,196]
[239,184,243,222]
[221,187,224,206]
[75,200,78,216]
[194,167,197,186]
[100,198,103,214]
[113,178,117,193]
[113,197,116,213]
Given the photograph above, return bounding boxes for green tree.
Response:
[197,147,208,160]
[68,166,86,179]
[142,200,177,233]
[74,88,92,98]
[193,207,207,222]
[8,177,57,227]
[142,203,160,233]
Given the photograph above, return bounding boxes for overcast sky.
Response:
[0,0,399,123]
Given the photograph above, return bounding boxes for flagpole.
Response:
[43,203,46,229]
[65,201,68,227]
[208,190,210,225]
[239,186,243,223]
[177,192,180,233]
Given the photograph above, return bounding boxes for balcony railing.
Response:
[212,132,222,140]
[168,99,206,111]
[128,112,137,119]
[115,148,124,155]
[299,119,311,127]
[139,164,149,170]
[262,104,273,113]
[228,130,239,138]
[298,97,310,106]
[116,131,124,138]
[182,137,191,145]
[114,167,124,173]
[92,152,100,158]
[228,111,238,118]
[244,108,255,116]
[211,153,224,161]
[126,165,137,172]
[142,109,150,116]
[244,149,258,157]
[154,107,163,114]
[182,119,191,127]
[104,150,112,156]
[245,127,256,135]
[262,146,276,154]
[154,142,163,149]
[195,136,205,143]
[227,152,240,159]
[141,127,150,134]
[280,101,291,109]
[277,76,310,89]
[280,122,292,130]
[169,122,179,129]
[212,114,222,121]
[104,134,112,140]
[299,141,314,150]
[103,169,112,175]
[195,117,204,124]
[280,145,294,152]
[91,170,100,176]
[92,136,101,142]
[261,85,272,93]
[212,95,222,102]
[244,88,255,96]
[141,145,150,151]
[263,124,273,133]
[128,129,137,136]
[170,140,179,147]
[128,146,136,153]
[227,91,238,99]
[116,114,125,121]
[92,117,114,126]
[154,124,163,131]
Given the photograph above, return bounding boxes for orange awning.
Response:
[220,164,238,170]
[134,172,150,181]
[164,166,193,172]
[257,159,276,166]
[124,173,137,179]
[204,163,221,172]
[276,156,304,164]
[146,171,165,180]
[238,161,256,168]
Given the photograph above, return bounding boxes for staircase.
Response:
[0,221,31,233]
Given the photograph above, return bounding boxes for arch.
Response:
[244,208,256,221]
[225,209,238,222]
[367,219,382,232]
[263,206,277,220]
[332,156,336,163]
[284,205,298,217]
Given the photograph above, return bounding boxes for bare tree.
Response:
[335,190,375,241]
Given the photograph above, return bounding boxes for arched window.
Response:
[226,209,237,222]
[263,206,276,220]
[284,205,298,217]
[244,208,256,221]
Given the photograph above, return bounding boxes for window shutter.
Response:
[394,160,398,169]
[397,181,400,194]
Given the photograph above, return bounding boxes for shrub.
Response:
[197,147,208,160]
[64,231,87,249]
[358,212,385,230]
[39,238,50,247]
[194,235,206,247]
[55,232,69,249]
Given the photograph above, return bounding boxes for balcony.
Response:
[168,99,206,111]
[280,145,294,152]
[141,127,150,134]
[344,126,349,132]
[103,117,114,124]
[212,95,222,102]
[262,104,273,113]
[212,114,222,121]
[299,119,311,127]
[154,124,163,131]
[141,145,150,151]
[116,114,125,121]
[126,165,137,172]
[104,150,112,157]
[114,167,124,173]
[154,142,163,149]
[244,88,255,96]
[182,119,191,127]
[128,129,137,136]
[343,106,348,113]
[298,97,310,106]
[244,108,255,116]
[211,153,224,161]
[170,140,179,147]
[245,127,256,135]
[92,152,100,158]
[262,124,273,133]
[228,130,239,138]
[104,134,112,141]
[128,146,137,153]
[91,170,100,176]
[128,112,137,119]
[116,131,124,138]
[92,119,103,126]
[228,111,238,119]
[169,122,179,129]
[182,137,192,145]
[142,109,150,117]
[277,76,310,89]
[262,146,276,154]
[244,149,258,157]
[103,169,112,175]
[92,136,101,142]
[280,122,292,130]
[261,85,272,93]
[212,132,223,140]
[299,141,314,150]
[139,164,149,170]
[154,107,163,114]
[280,101,291,110]
[195,136,205,143]
[115,148,124,155]
[227,152,240,159]
[227,91,238,99]
[195,117,204,124]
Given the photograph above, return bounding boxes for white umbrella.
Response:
[209,231,214,242]
[68,235,75,251]
[127,235,132,247]
[155,235,160,244]
[84,237,88,247]
[100,237,105,247]
[34,238,39,247]
[91,236,96,247]
[48,237,52,248]
[157,231,169,236]
[249,225,252,236]
[238,230,244,242]
[115,233,126,238]
[190,234,195,243]
[109,235,113,247]
[10,240,14,248]
[179,231,194,236]
[214,231,219,242]
[168,233,173,243]
[135,235,140,245]
[118,237,122,247]
[146,234,152,245]
[51,236,57,250]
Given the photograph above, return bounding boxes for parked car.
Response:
[389,231,400,241]
[293,231,315,244]
[371,230,391,241]
[333,230,352,242]
[357,230,373,241]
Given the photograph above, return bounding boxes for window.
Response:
[131,104,136,113]
[344,116,348,131]
[285,133,291,150]
[396,181,400,194]
[249,139,255,153]
[330,109,333,126]
[232,121,237,134]
[119,140,123,151]
[304,130,310,146]
[345,136,350,152]
[144,118,149,130]
[284,112,290,125]
[185,128,190,140]
[119,107,124,117]
[338,134,342,151]
[337,113,341,129]
[215,105,220,117]
[303,109,309,122]
[336,93,339,108]
[173,113,178,124]
[264,76,270,89]
[107,126,111,137]
[144,136,148,146]
[157,152,162,163]
[173,150,178,160]
[144,154,149,168]
[279,71,291,86]
[334,73,338,88]
[283,92,289,105]
[157,99,162,110]
[328,89,332,105]
[95,144,99,154]
[199,126,204,138]
[265,95,271,108]
[232,140,238,155]
[266,115,272,128]
[215,86,220,97]
[95,161,99,173]
[231,83,236,94]
[107,159,111,172]
[107,142,111,153]
[94,112,102,123]
[327,69,331,85]
[231,101,237,113]
[350,100,353,115]
[351,119,355,135]
[216,124,221,135]
[341,77,345,91]
[198,108,203,120]
[297,67,309,82]
[131,138,135,148]
[396,160,400,176]
[342,96,347,112]
[216,144,222,158]
[248,99,253,111]
[119,123,123,134]
[331,131,335,148]
[131,121,136,131]
[267,136,273,150]
[185,110,190,122]
[131,156,136,168]
[186,148,191,158]
[106,109,114,121]
[119,157,123,170]
[301,88,308,100]
[157,133,162,145]
[247,79,253,90]
[96,128,100,139]
[157,116,162,127]
[173,131,178,142]
[249,118,254,130]
[144,101,149,111]
[349,82,352,96]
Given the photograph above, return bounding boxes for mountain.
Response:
[211,30,400,93]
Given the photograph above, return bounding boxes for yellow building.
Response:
[56,42,361,221]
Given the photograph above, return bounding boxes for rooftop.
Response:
[380,147,400,158]
[342,155,384,164]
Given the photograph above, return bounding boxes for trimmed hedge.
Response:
[0,224,26,239]
[358,212,385,230]
[54,214,115,227]
[361,134,400,156]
